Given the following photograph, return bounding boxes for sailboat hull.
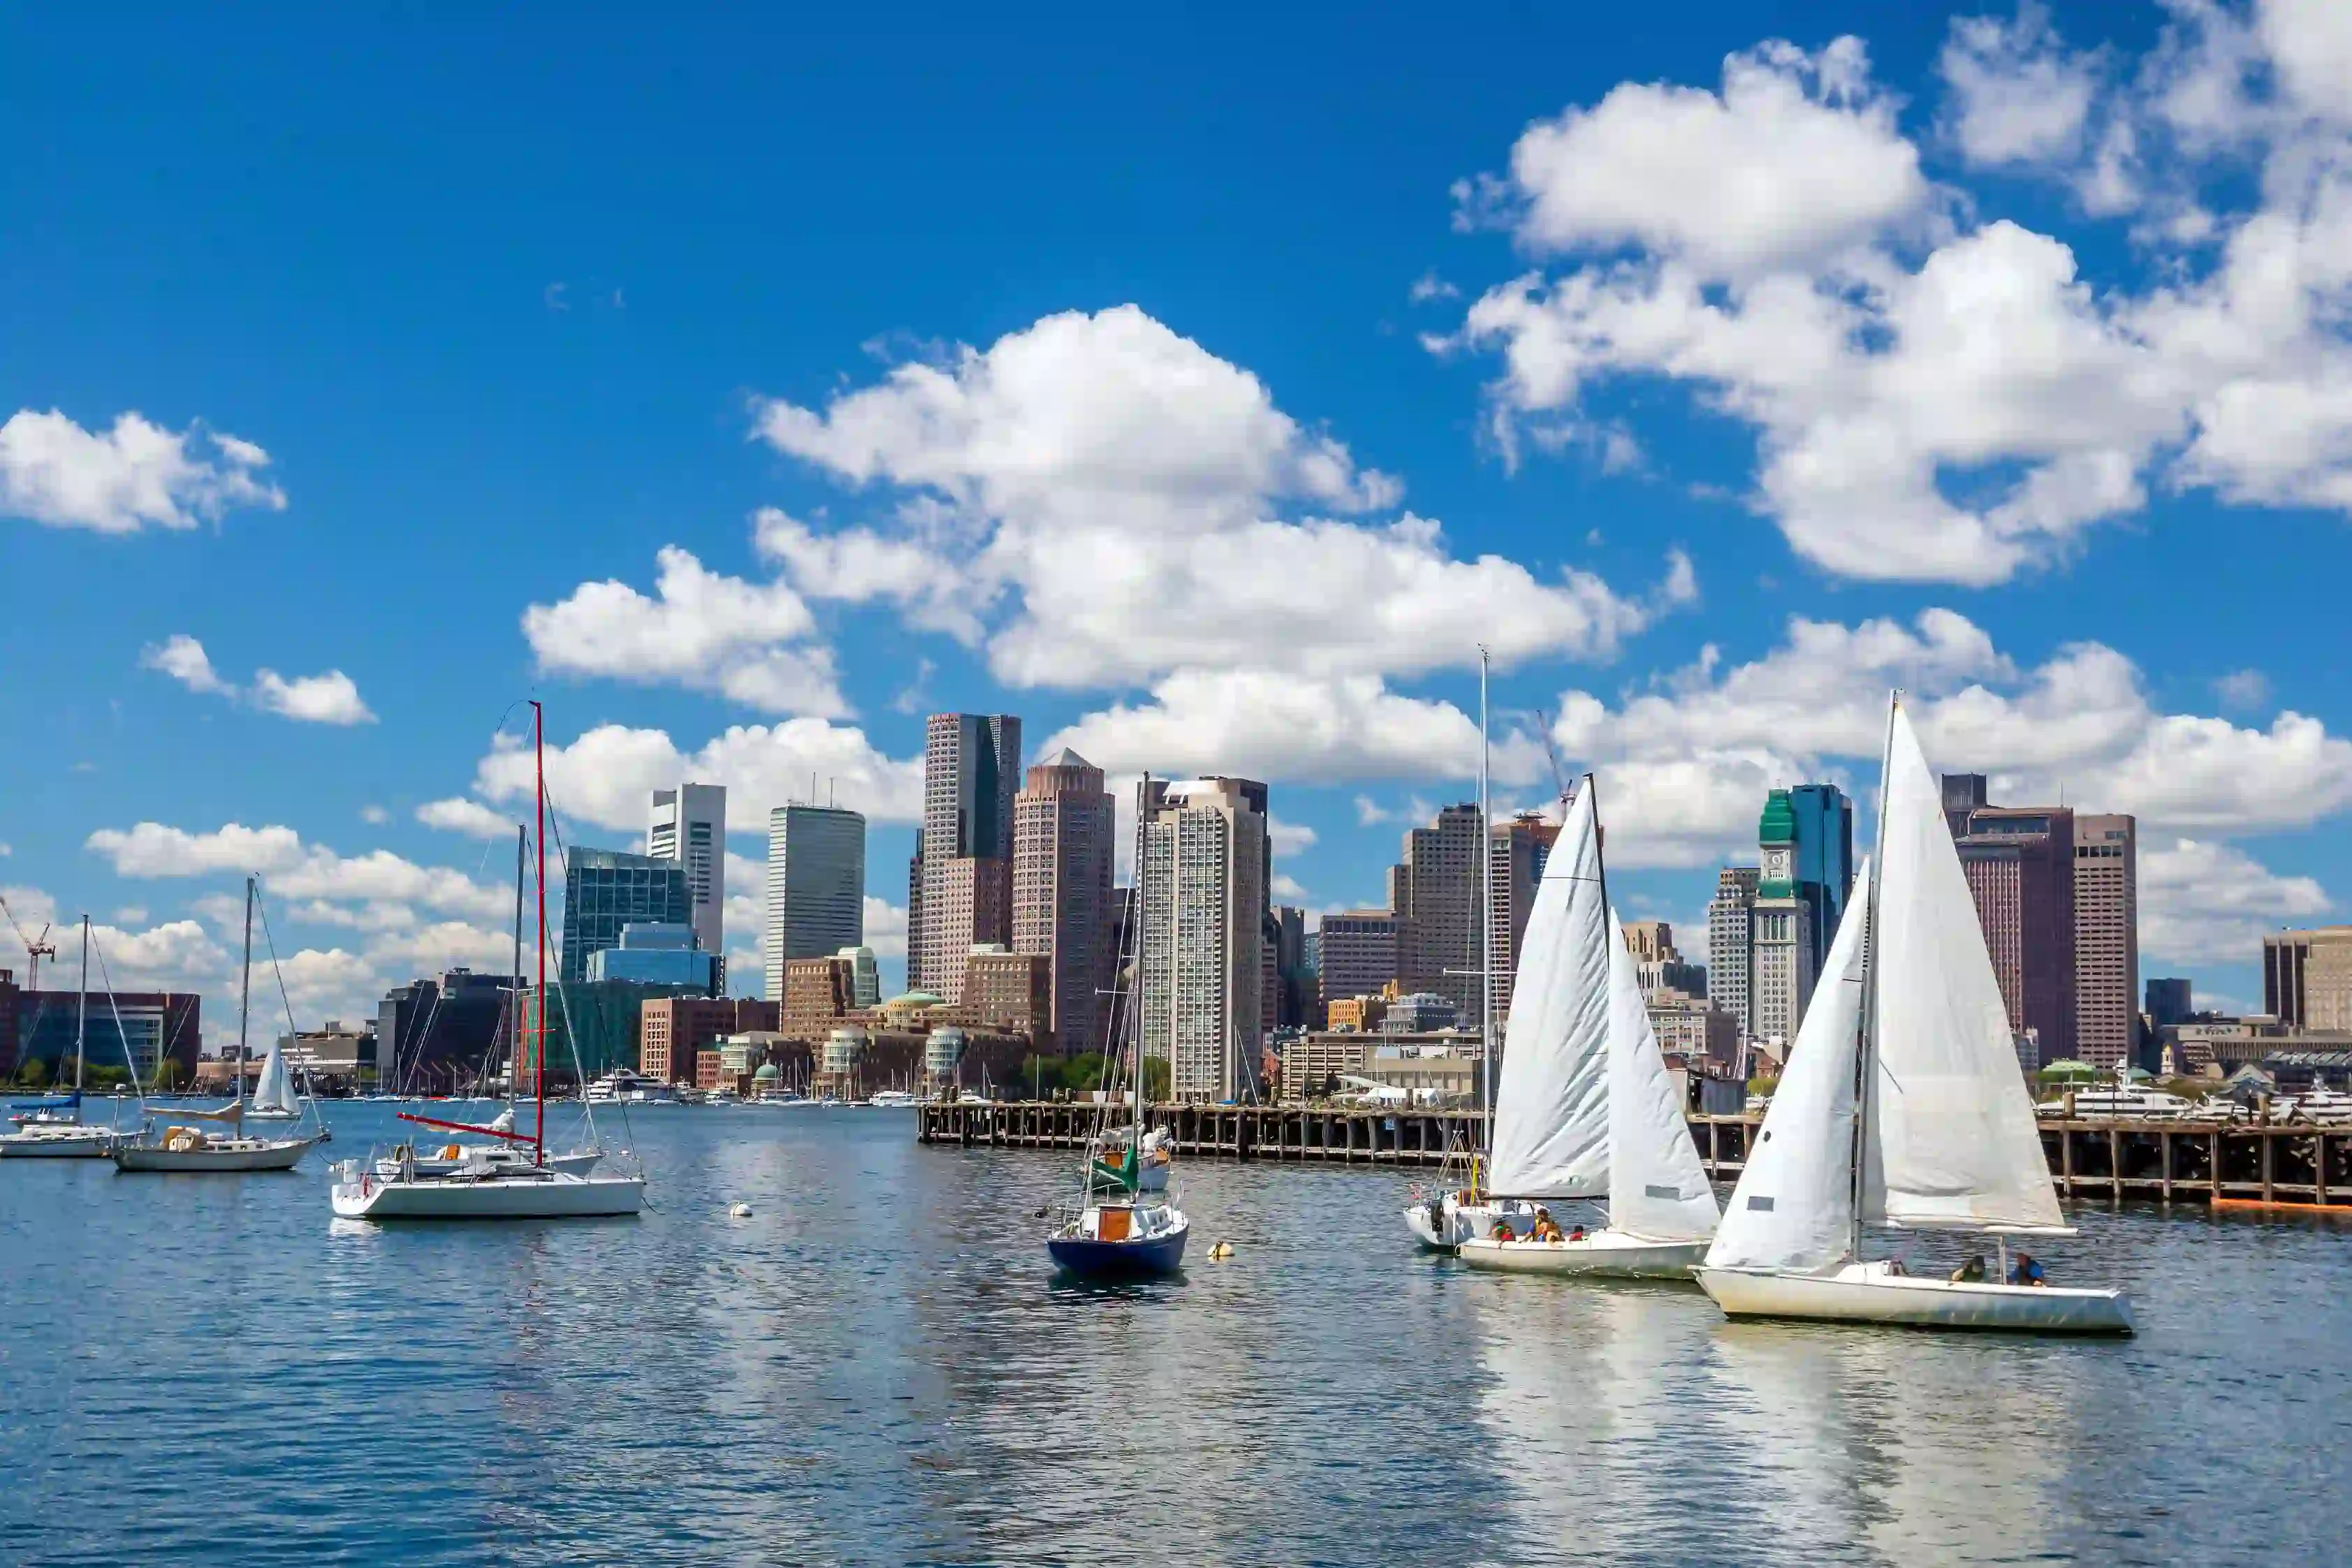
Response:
[1046,1226,1188,1277]
[0,1128,118,1159]
[112,1136,316,1172]
[330,1171,646,1219]
[1404,1195,1537,1252]
[1695,1263,2134,1335]
[1459,1231,1709,1280]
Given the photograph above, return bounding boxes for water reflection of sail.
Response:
[1706,1324,2065,1566]
[1472,1283,1736,1560]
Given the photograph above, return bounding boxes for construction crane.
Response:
[1533,707,1576,810]
[0,892,57,992]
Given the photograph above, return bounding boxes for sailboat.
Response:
[1,917,119,1159]
[1454,777,1722,1278]
[1404,648,1534,1251]
[114,879,323,1173]
[330,699,645,1219]
[1695,694,2133,1333]
[1046,773,1189,1276]
[243,1036,303,1121]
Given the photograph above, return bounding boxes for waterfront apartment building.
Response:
[1625,921,1707,1003]
[1389,802,1485,1017]
[1011,747,1115,1057]
[2265,927,2352,1031]
[1320,910,1403,1006]
[560,849,691,985]
[377,968,512,1093]
[764,803,866,999]
[1707,867,1760,1036]
[640,996,781,1084]
[914,713,1022,1000]
[1752,793,1816,1044]
[2073,813,2140,1070]
[1488,811,1561,1025]
[1948,791,2077,1068]
[965,946,1053,1046]
[1139,777,1268,1101]
[648,783,726,960]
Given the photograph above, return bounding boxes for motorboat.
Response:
[2036,1086,2196,1120]
[1695,695,2133,1335]
[1454,775,1721,1281]
[867,1089,918,1108]
[583,1069,679,1105]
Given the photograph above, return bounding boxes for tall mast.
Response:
[75,915,90,1099]
[237,875,254,1111]
[1848,690,1899,1263]
[1478,646,1495,1157]
[1135,772,1150,1131]
[511,823,525,1118]
[534,699,548,1167]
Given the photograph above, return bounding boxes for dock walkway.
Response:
[917,1101,2352,1209]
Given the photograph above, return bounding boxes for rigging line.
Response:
[252,881,325,1124]
[539,779,640,1164]
[85,928,151,1117]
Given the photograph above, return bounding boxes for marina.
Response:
[919,1100,2352,1209]
[5,1104,2351,1565]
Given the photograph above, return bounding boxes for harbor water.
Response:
[3,1101,2349,1566]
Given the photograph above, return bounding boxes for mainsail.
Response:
[1703,860,1872,1273]
[1602,909,1721,1242]
[1862,703,2064,1233]
[251,1041,300,1117]
[1484,783,1609,1200]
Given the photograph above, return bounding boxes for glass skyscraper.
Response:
[560,849,691,984]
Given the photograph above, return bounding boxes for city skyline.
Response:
[8,3,2352,1046]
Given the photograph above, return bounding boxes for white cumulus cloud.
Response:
[0,409,286,533]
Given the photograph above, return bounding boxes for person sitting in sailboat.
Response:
[1529,1209,1564,1243]
[2010,1253,2047,1287]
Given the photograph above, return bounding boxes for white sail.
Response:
[1703,859,1871,1273]
[1602,908,1719,1242]
[1484,783,1609,1199]
[1863,703,2064,1233]
[252,1041,300,1116]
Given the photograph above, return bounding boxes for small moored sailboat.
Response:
[1,917,119,1159]
[1047,773,1188,1277]
[1694,694,2133,1334]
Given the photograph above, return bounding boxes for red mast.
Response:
[534,698,547,1167]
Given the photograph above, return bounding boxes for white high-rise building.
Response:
[648,784,726,960]
[835,946,882,1009]
[1139,778,1266,1102]
[765,804,866,1003]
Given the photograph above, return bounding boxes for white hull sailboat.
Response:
[1,918,120,1160]
[1456,776,1721,1282]
[1695,695,2132,1335]
[113,880,322,1174]
[329,700,643,1222]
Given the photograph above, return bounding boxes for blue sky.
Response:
[6,1,2349,1042]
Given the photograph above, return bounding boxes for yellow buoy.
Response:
[1208,1240,1234,1261]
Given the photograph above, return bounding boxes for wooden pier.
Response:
[918,1101,2352,1209]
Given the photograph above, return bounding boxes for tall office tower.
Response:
[1388,803,1484,1016]
[916,712,1021,999]
[1751,793,1818,1043]
[2072,813,2140,1070]
[1269,904,1308,1028]
[1707,867,1760,1035]
[1787,783,1855,973]
[1622,921,1674,963]
[2264,926,2352,1030]
[906,835,923,989]
[764,803,866,1002]
[560,849,689,984]
[1488,811,1561,1025]
[1139,778,1267,1101]
[2145,976,2193,1029]
[1951,796,2077,1067]
[1012,748,1116,1058]
[1320,910,1402,1005]
[647,783,726,959]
